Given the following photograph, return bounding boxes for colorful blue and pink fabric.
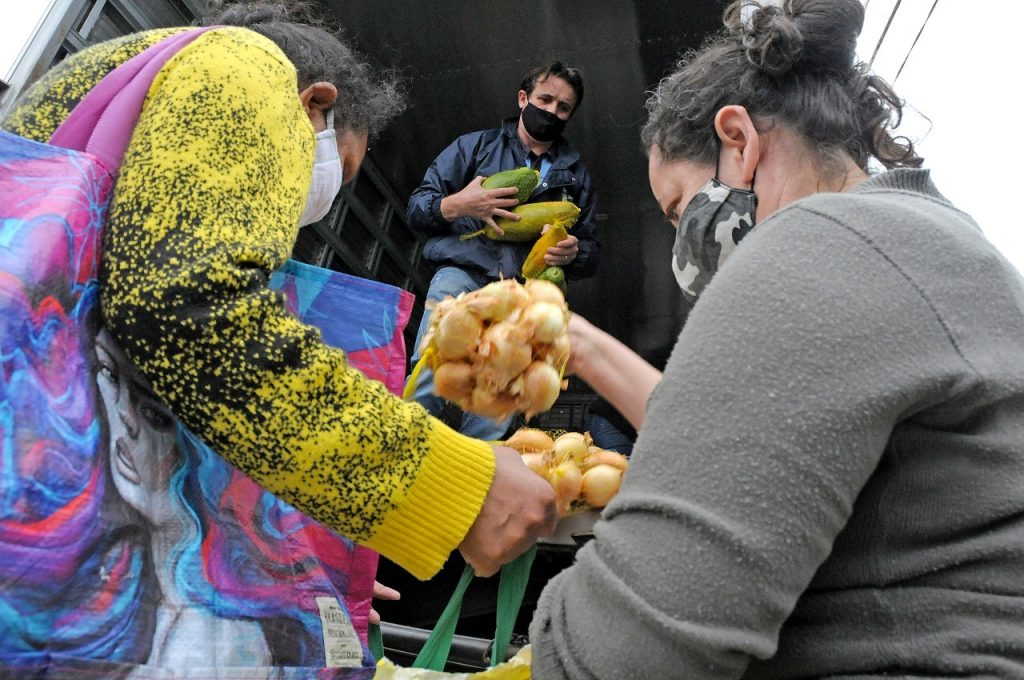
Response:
[0,27,411,678]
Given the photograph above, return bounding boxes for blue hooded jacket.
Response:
[406,118,599,280]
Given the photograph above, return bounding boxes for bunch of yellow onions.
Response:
[410,279,571,420]
[505,428,628,517]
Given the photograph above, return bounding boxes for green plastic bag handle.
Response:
[412,561,476,670]
[368,546,537,671]
[369,618,385,662]
[490,546,536,667]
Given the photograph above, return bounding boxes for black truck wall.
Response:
[324,0,724,357]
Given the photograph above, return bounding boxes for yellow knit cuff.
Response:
[365,419,496,580]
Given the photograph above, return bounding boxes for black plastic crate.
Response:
[378,623,526,673]
[530,390,597,432]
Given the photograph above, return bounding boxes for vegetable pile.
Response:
[505,427,628,517]
[407,278,570,421]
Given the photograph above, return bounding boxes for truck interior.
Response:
[310,0,726,667]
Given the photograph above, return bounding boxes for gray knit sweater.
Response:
[530,169,1024,678]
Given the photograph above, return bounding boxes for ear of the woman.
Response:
[298,81,339,131]
[714,105,760,188]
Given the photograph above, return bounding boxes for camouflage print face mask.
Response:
[671,176,757,302]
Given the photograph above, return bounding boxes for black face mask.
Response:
[521,102,567,142]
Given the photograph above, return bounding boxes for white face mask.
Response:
[298,109,344,227]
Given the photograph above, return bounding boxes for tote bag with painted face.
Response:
[0,28,412,678]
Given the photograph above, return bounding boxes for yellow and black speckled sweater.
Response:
[3,26,495,580]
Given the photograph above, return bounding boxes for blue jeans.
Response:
[585,413,635,455]
[408,266,513,441]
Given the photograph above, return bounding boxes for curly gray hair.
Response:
[200,0,405,136]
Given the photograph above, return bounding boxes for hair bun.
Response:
[731,0,864,77]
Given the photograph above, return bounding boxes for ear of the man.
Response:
[714,105,760,187]
[517,89,529,109]
[298,81,339,129]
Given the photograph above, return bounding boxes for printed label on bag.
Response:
[315,596,365,668]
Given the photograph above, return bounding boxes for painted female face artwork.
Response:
[94,328,181,527]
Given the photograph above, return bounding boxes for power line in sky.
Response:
[893,0,940,84]
[868,0,902,69]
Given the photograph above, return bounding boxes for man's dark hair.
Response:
[200,0,405,136]
[520,62,584,114]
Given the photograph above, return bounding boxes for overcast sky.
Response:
[858,0,1024,275]
[0,0,51,84]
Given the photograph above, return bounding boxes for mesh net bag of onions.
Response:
[505,428,628,517]
[405,278,570,421]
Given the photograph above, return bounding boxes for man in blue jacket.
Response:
[406,62,600,440]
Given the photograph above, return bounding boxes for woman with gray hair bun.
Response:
[530,0,1024,677]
